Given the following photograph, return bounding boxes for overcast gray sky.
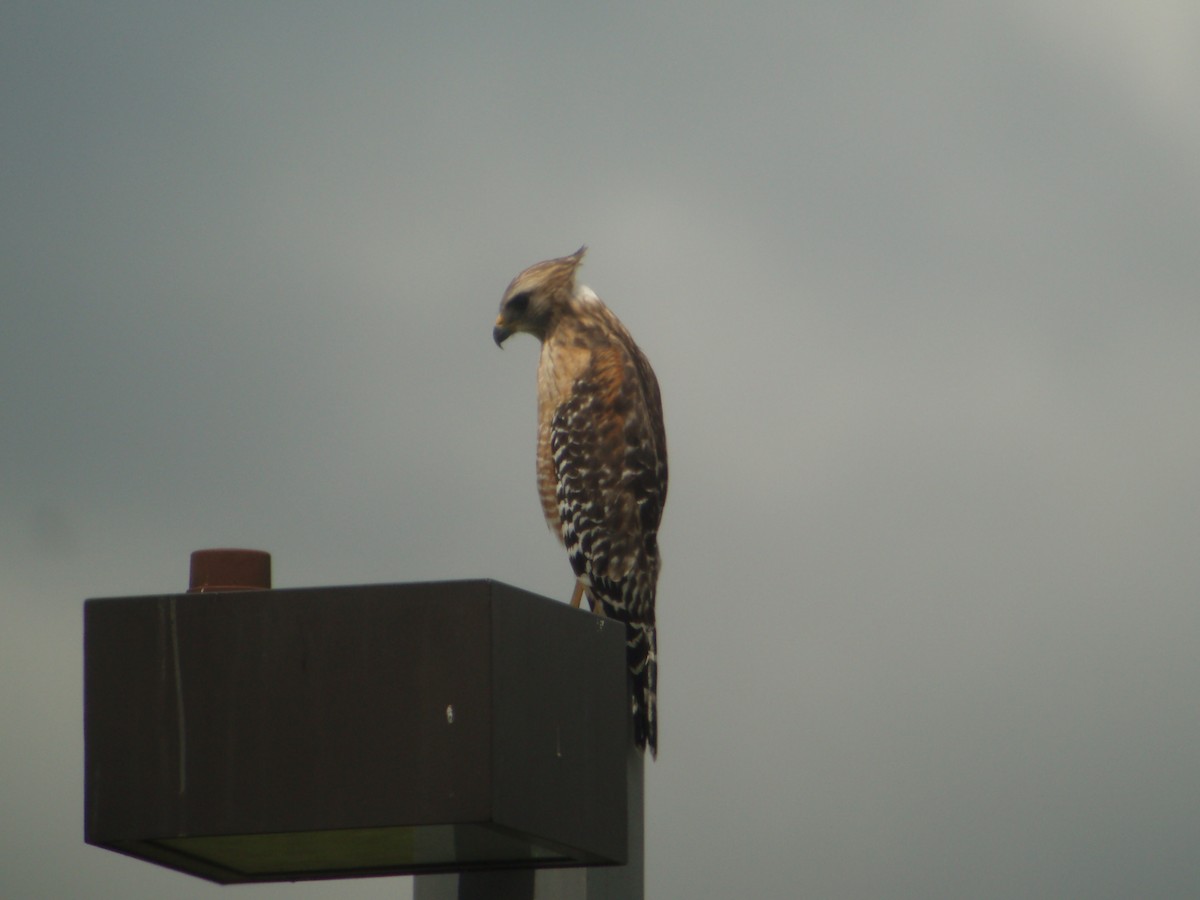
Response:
[4,2,1200,898]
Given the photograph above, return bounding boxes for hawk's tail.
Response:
[629,621,657,758]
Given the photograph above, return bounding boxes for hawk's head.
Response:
[493,246,587,347]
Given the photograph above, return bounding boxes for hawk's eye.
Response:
[507,292,530,314]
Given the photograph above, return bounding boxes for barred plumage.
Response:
[493,248,667,756]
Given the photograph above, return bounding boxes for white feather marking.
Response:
[575,284,601,304]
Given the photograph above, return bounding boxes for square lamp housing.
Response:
[83,580,630,883]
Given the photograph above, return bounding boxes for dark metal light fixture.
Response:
[84,575,630,884]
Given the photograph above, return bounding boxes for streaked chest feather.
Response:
[535,334,594,536]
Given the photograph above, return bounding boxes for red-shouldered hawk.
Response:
[493,247,667,757]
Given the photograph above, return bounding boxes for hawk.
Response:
[493,247,668,757]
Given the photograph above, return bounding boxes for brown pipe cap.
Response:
[188,548,272,592]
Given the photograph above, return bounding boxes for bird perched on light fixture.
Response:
[493,247,668,757]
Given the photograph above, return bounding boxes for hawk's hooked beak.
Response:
[493,316,512,347]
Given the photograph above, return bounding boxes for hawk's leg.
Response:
[570,580,585,609]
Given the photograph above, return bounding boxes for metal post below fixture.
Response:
[413,743,643,900]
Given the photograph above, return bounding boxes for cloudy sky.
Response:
[4,2,1200,897]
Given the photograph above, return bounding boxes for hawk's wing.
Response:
[550,340,666,752]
